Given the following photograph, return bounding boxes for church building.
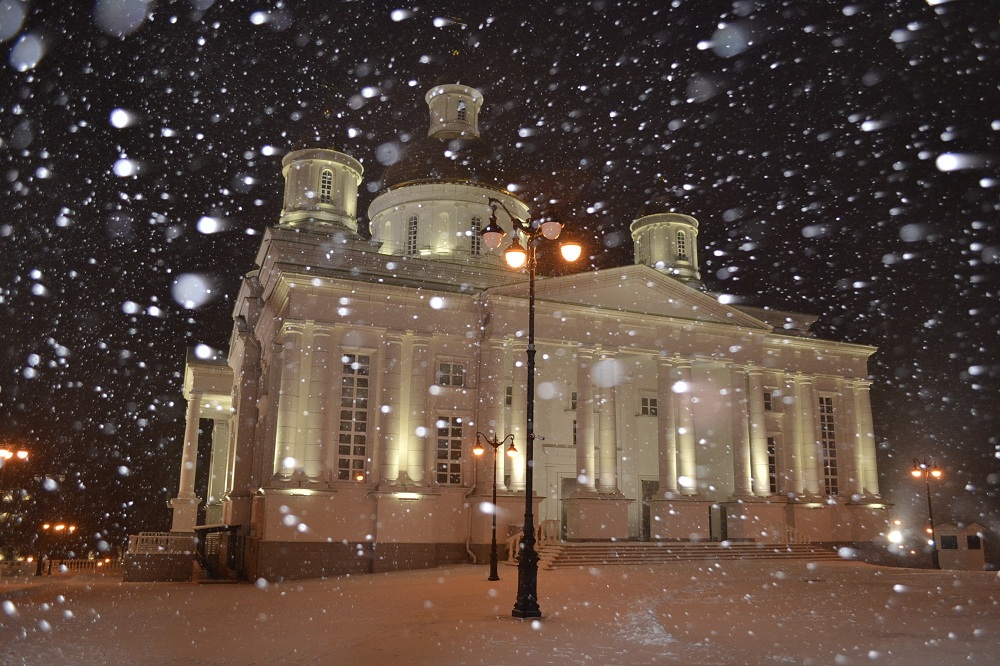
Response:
[163,83,889,581]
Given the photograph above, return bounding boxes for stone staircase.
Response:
[537,541,844,570]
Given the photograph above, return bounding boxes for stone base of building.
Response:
[563,494,633,540]
[244,538,470,581]
[722,499,789,542]
[646,498,714,541]
[122,553,195,582]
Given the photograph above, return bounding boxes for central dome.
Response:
[379,135,504,191]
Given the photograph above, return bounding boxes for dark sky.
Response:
[1,0,997,553]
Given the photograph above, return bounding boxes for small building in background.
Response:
[936,522,986,571]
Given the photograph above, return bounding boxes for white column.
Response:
[177,391,202,499]
[783,375,805,494]
[509,343,527,492]
[408,338,430,485]
[747,366,770,496]
[170,391,202,532]
[843,381,864,496]
[597,350,619,494]
[207,419,230,504]
[304,327,332,479]
[797,376,820,495]
[730,364,752,498]
[379,332,404,483]
[856,380,879,496]
[575,348,596,492]
[656,355,678,495]
[274,328,304,477]
[674,359,697,495]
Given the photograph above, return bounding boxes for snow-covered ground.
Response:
[2,560,999,665]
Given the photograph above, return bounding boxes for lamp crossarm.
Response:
[487,197,533,235]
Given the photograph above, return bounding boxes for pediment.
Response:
[488,265,772,330]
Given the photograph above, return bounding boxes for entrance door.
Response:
[641,480,659,541]
[560,477,577,540]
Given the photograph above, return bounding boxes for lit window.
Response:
[437,363,465,387]
[337,354,370,481]
[640,397,658,416]
[436,416,464,485]
[319,169,333,204]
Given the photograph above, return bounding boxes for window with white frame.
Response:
[640,396,658,416]
[406,215,418,254]
[818,396,838,495]
[319,169,333,204]
[676,230,688,261]
[437,362,465,387]
[436,416,464,484]
[470,216,482,256]
[767,436,778,495]
[763,390,777,411]
[505,386,513,407]
[337,354,370,481]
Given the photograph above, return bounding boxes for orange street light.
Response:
[911,458,942,569]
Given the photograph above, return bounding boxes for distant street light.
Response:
[36,522,77,576]
[0,448,29,489]
[482,196,582,619]
[910,458,942,569]
[472,432,516,581]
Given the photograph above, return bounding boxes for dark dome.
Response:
[379,136,504,190]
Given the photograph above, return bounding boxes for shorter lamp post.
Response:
[0,448,29,488]
[472,432,516,581]
[910,459,942,569]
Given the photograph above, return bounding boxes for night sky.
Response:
[1,0,997,556]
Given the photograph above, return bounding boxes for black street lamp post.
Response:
[472,432,516,581]
[481,197,582,619]
[911,458,942,569]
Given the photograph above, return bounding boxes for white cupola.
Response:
[279,149,364,234]
[630,207,701,284]
[425,84,483,139]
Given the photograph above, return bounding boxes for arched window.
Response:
[457,101,467,122]
[319,169,334,204]
[406,215,419,255]
[676,230,688,262]
[470,216,482,256]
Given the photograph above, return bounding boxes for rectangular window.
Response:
[337,354,370,481]
[763,391,773,411]
[470,216,482,256]
[570,391,578,410]
[818,396,838,496]
[767,436,778,495]
[967,535,982,550]
[573,419,577,447]
[505,386,513,407]
[437,362,465,387]
[406,215,419,255]
[940,535,959,550]
[436,416,464,485]
[640,397,658,416]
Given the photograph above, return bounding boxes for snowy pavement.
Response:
[2,560,998,665]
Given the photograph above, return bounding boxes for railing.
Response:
[127,532,197,554]
[771,524,811,544]
[46,559,121,574]
[505,520,562,563]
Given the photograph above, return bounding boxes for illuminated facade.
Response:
[167,84,888,580]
